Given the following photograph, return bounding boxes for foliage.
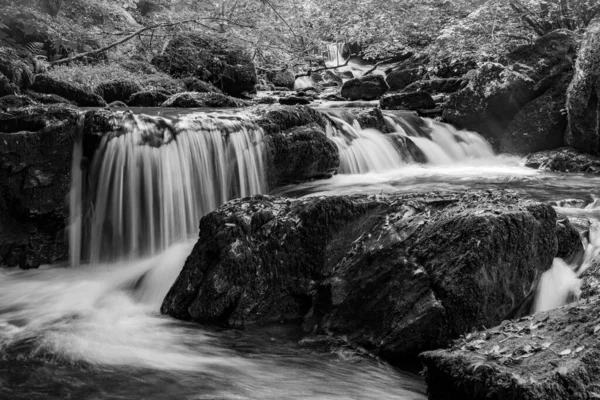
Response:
[47,62,178,92]
[510,0,600,35]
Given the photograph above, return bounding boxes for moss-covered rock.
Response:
[182,77,222,93]
[565,19,600,154]
[152,33,257,97]
[31,74,106,107]
[94,80,143,104]
[0,47,35,90]
[341,74,389,100]
[385,68,422,91]
[161,191,578,361]
[266,69,295,90]
[525,147,600,174]
[404,78,468,94]
[127,90,170,107]
[381,91,436,110]
[161,91,249,108]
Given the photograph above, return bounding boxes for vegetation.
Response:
[1,0,599,75]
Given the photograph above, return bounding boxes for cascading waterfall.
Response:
[323,110,496,175]
[72,112,267,265]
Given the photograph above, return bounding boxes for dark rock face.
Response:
[31,74,107,107]
[444,30,577,150]
[525,147,600,174]
[565,20,600,154]
[0,75,19,97]
[404,78,468,94]
[127,90,170,107]
[420,297,600,400]
[341,74,389,100]
[0,94,37,109]
[251,105,339,187]
[94,80,142,104]
[501,75,570,154]
[278,96,311,106]
[266,123,339,184]
[386,68,422,91]
[0,106,79,268]
[162,191,577,360]
[161,92,249,108]
[381,91,436,110]
[152,33,258,97]
[267,70,295,90]
[182,77,222,93]
[0,48,34,91]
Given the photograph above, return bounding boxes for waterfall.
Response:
[323,111,495,175]
[72,112,267,265]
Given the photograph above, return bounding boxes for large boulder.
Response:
[501,74,571,154]
[404,78,468,94]
[444,30,577,149]
[127,90,169,107]
[152,33,258,97]
[267,69,295,90]
[31,74,106,107]
[161,92,249,108]
[385,68,422,91]
[525,147,600,174]
[182,77,222,93]
[162,191,578,360]
[420,296,600,400]
[0,106,79,268]
[252,105,339,187]
[340,74,389,100]
[94,80,143,104]
[381,91,436,110]
[565,19,600,154]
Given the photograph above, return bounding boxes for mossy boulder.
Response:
[94,80,143,104]
[161,92,249,108]
[127,90,170,107]
[381,91,436,110]
[182,77,222,93]
[385,68,422,91]
[266,69,295,90]
[565,19,600,154]
[31,74,106,107]
[525,147,600,174]
[340,74,389,100]
[152,33,257,97]
[161,191,578,361]
[0,47,35,91]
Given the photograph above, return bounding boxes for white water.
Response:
[76,112,267,264]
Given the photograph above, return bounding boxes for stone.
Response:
[162,190,578,361]
[267,69,295,90]
[385,68,422,91]
[381,91,436,110]
[404,78,468,94]
[341,74,389,101]
[420,296,600,400]
[161,92,249,108]
[278,96,311,106]
[31,74,106,107]
[127,90,170,107]
[525,147,600,174]
[94,80,143,104]
[565,20,600,154]
[152,32,257,97]
[182,77,222,93]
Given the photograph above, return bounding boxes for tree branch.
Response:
[49,19,202,66]
[294,56,354,78]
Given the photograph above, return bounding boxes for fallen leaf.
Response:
[575,346,585,353]
[559,349,572,356]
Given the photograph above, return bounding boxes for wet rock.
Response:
[266,70,295,90]
[341,75,389,101]
[385,68,422,91]
[31,74,107,107]
[162,191,576,360]
[127,90,170,107]
[381,91,436,111]
[565,20,600,154]
[404,78,468,94]
[525,147,600,174]
[279,96,311,106]
[94,80,143,104]
[502,75,570,154]
[420,297,600,400]
[0,94,37,109]
[182,77,222,93]
[0,106,79,268]
[152,32,257,97]
[555,218,583,260]
[161,92,249,108]
[444,30,577,149]
[24,90,74,105]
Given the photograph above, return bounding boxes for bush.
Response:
[47,62,180,93]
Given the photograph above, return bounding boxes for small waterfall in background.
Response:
[322,110,495,175]
[71,112,267,265]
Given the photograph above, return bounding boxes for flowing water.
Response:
[2,107,600,399]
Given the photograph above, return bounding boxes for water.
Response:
[4,107,600,399]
